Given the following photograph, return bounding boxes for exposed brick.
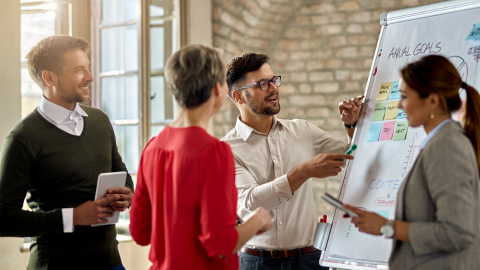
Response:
[262,31,276,39]
[239,0,265,18]
[299,83,312,94]
[352,70,369,80]
[230,31,242,42]
[347,24,363,33]
[249,39,269,49]
[339,1,360,11]
[306,107,330,117]
[262,21,281,31]
[281,83,296,94]
[284,61,305,71]
[300,38,325,50]
[309,71,334,82]
[348,34,376,45]
[256,0,270,9]
[289,72,308,82]
[357,0,379,8]
[284,108,306,118]
[364,58,374,68]
[314,82,340,93]
[272,51,288,61]
[278,40,300,50]
[326,59,343,68]
[360,46,375,56]
[289,95,326,106]
[221,12,248,34]
[220,0,242,14]
[336,47,359,58]
[402,0,420,6]
[345,81,361,92]
[247,29,263,38]
[241,10,259,27]
[306,60,325,71]
[285,28,314,39]
[328,36,347,47]
[364,22,381,33]
[371,10,384,22]
[213,7,222,21]
[274,14,290,23]
[214,112,223,122]
[294,16,310,26]
[317,25,343,35]
[290,51,313,60]
[310,15,329,25]
[314,49,333,59]
[336,70,351,80]
[301,3,336,14]
[330,12,347,23]
[381,0,397,8]
[269,4,292,14]
[345,59,363,68]
[348,11,371,22]
[213,23,231,37]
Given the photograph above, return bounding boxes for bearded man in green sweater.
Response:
[0,36,134,270]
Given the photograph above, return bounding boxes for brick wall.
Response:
[212,0,445,217]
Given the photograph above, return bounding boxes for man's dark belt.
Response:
[240,246,319,258]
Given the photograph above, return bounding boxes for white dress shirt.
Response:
[37,95,88,233]
[222,116,350,250]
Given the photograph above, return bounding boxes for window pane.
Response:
[150,125,165,139]
[102,0,136,24]
[101,26,138,73]
[113,125,139,172]
[150,76,175,123]
[101,76,139,121]
[150,27,165,71]
[21,12,55,61]
[150,5,164,17]
[150,0,174,17]
[21,68,42,118]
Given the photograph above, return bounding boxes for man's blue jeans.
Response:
[239,249,329,270]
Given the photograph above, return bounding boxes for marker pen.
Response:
[340,144,357,161]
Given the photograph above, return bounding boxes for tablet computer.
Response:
[92,171,127,227]
[321,192,359,217]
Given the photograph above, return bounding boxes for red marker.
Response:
[323,215,327,223]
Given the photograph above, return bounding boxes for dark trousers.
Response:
[239,250,329,270]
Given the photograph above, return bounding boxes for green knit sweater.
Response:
[0,105,134,270]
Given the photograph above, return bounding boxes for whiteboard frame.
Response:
[320,1,480,269]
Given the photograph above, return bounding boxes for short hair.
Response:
[26,35,90,89]
[225,53,270,99]
[165,44,226,109]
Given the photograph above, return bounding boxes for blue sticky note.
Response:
[376,210,389,219]
[397,108,406,119]
[366,123,383,142]
[388,81,400,100]
[467,23,480,40]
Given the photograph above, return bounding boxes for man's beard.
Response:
[58,79,90,104]
[245,91,281,115]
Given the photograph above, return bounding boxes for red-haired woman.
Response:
[345,55,480,270]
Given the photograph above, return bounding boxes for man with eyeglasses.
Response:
[221,53,363,269]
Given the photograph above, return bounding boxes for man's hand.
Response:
[339,95,365,125]
[73,195,119,226]
[304,153,353,179]
[106,187,132,212]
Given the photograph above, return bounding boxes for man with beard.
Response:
[0,36,133,270]
[221,53,363,269]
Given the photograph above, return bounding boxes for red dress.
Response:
[130,126,239,270]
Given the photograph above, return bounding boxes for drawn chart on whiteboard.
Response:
[323,5,480,266]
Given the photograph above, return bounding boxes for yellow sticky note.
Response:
[384,100,400,120]
[376,82,393,101]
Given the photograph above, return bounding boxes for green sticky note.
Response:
[372,103,387,121]
[392,121,408,141]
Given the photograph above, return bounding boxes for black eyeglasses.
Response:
[235,76,282,91]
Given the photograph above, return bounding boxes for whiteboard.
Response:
[320,1,480,269]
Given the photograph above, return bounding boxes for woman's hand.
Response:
[343,204,387,236]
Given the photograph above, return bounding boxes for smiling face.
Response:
[54,49,93,104]
[398,79,431,128]
[238,63,280,115]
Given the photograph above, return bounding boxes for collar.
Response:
[39,95,88,124]
[419,118,453,151]
[235,115,280,141]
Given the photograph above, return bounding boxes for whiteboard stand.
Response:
[319,0,480,269]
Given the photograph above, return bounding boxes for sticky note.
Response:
[384,101,400,120]
[379,121,396,141]
[372,103,387,121]
[466,23,480,41]
[397,108,406,119]
[388,81,400,100]
[366,123,383,142]
[393,121,409,141]
[376,82,393,101]
[376,210,389,219]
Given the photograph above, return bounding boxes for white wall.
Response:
[0,1,23,269]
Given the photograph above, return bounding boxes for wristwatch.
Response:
[344,121,357,128]
[380,220,395,238]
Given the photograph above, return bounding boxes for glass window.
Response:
[101,26,138,73]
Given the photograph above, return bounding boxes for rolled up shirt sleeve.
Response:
[236,160,293,212]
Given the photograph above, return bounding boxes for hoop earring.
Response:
[430,110,434,119]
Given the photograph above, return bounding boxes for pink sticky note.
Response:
[379,121,396,141]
